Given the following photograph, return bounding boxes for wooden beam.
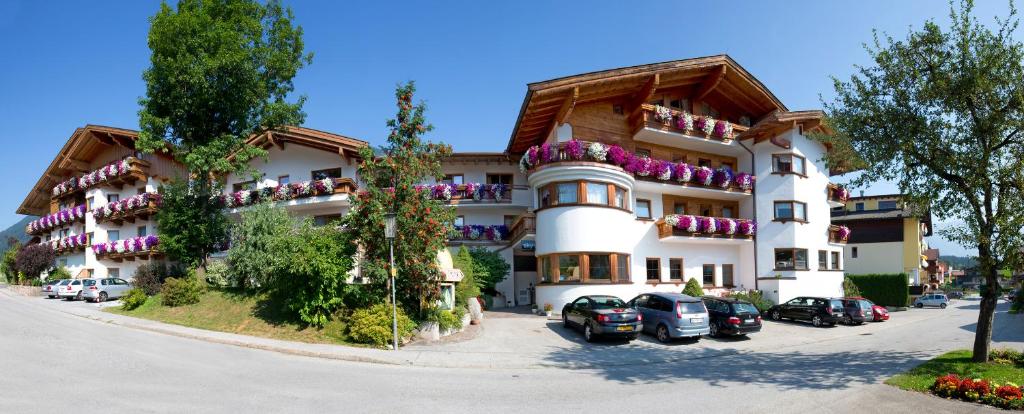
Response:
[693,64,726,101]
[627,74,660,118]
[537,87,579,143]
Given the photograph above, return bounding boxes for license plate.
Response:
[616,325,633,332]
[744,319,754,324]
[689,318,703,323]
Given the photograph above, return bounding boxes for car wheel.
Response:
[583,323,595,343]
[916,303,924,308]
[812,316,823,327]
[562,313,569,328]
[940,303,947,309]
[709,323,719,338]
[770,310,781,321]
[98,292,108,303]
[75,292,82,301]
[656,325,670,343]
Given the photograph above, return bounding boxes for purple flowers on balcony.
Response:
[91,235,160,257]
[92,192,162,221]
[453,224,508,241]
[694,166,714,186]
[49,233,89,253]
[836,225,851,240]
[738,220,757,236]
[830,185,851,202]
[735,172,754,191]
[565,139,584,160]
[664,214,756,237]
[53,158,135,197]
[28,204,87,234]
[431,183,455,201]
[220,178,339,208]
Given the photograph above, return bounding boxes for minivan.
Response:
[627,292,710,343]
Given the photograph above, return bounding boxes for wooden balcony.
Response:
[51,157,151,202]
[48,234,90,256]
[221,177,357,209]
[449,224,510,244]
[827,183,850,205]
[828,224,850,244]
[95,199,160,225]
[508,212,536,243]
[656,215,755,241]
[630,104,749,143]
[444,184,521,204]
[104,251,164,262]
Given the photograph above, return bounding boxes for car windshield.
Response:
[829,300,844,310]
[57,280,70,286]
[678,301,706,314]
[591,297,626,309]
[70,280,80,285]
[83,280,96,286]
[858,300,873,310]
[733,303,759,314]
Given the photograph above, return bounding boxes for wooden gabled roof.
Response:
[737,110,833,143]
[17,125,146,216]
[506,55,789,153]
[242,125,368,160]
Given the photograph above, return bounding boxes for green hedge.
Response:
[847,274,909,307]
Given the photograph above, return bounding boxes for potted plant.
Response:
[543,303,553,317]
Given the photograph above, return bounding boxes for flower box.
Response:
[92,235,161,261]
[92,192,162,224]
[418,183,511,203]
[827,183,851,203]
[51,157,149,199]
[27,204,87,235]
[638,104,743,141]
[450,224,510,242]
[47,233,90,254]
[828,224,851,243]
[219,177,356,209]
[657,215,756,240]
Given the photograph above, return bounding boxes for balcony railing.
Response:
[422,183,518,203]
[508,212,536,243]
[47,233,90,255]
[827,183,851,204]
[656,215,756,240]
[449,224,510,243]
[27,204,87,235]
[93,192,162,225]
[51,157,150,200]
[518,140,754,193]
[219,177,356,209]
[828,224,851,244]
[631,104,749,142]
[92,236,161,261]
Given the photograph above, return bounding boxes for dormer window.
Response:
[772,154,807,176]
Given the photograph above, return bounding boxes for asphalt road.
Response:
[1,291,1019,414]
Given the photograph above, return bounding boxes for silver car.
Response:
[42,279,67,299]
[628,292,711,343]
[81,278,132,303]
[57,279,84,300]
[914,293,949,309]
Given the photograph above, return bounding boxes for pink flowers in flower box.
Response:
[665,215,756,237]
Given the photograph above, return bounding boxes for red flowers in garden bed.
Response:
[932,373,1023,409]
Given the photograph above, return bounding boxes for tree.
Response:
[156,179,229,269]
[682,278,704,297]
[1,237,21,283]
[821,0,1024,362]
[227,202,293,289]
[138,0,311,267]
[468,247,510,293]
[14,244,55,281]
[345,82,454,316]
[272,220,356,327]
[452,246,480,308]
[843,277,862,297]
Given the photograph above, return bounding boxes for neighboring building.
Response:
[20,55,854,311]
[17,125,186,279]
[831,194,932,285]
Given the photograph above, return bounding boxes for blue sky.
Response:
[1,0,1016,256]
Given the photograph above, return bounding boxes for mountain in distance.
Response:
[940,255,977,270]
[0,216,34,255]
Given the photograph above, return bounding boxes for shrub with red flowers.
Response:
[931,374,1023,409]
[933,374,962,397]
[996,384,1023,401]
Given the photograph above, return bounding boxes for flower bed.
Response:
[451,224,509,242]
[52,157,143,198]
[93,192,162,222]
[646,105,735,140]
[931,374,1023,410]
[219,178,346,209]
[661,215,756,238]
[27,204,87,235]
[47,233,89,254]
[519,140,754,192]
[92,235,161,258]
[419,183,509,202]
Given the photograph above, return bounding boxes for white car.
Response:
[914,293,949,309]
[57,279,84,301]
[42,279,67,299]
[80,278,132,303]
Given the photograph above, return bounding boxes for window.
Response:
[313,214,342,227]
[442,174,464,185]
[700,204,712,217]
[137,226,147,237]
[831,252,841,270]
[614,187,626,209]
[589,254,611,280]
[86,197,94,209]
[107,230,120,242]
[722,206,733,218]
[278,175,290,185]
[722,264,734,287]
[615,254,630,282]
[558,255,581,282]
[539,256,552,283]
[703,265,715,286]
[852,247,859,258]
[107,194,119,204]
[669,258,683,280]
[108,268,119,278]
[514,255,537,272]
[312,168,342,180]
[698,158,712,168]
[538,186,551,207]
[635,148,652,158]
[585,182,608,205]
[486,174,513,185]
[818,250,828,269]
[454,216,465,227]
[878,200,898,210]
[556,183,578,204]
[233,181,255,192]
[645,258,660,281]
[673,203,686,215]
[775,248,809,270]
[774,201,808,221]
[772,154,807,175]
[636,200,651,219]
[720,161,735,171]
[855,202,865,211]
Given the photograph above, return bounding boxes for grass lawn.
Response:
[886,350,1024,392]
[106,289,358,346]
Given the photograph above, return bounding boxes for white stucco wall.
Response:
[225,144,358,190]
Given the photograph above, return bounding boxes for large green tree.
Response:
[345,82,454,316]
[137,0,312,267]
[227,202,293,289]
[821,0,1024,362]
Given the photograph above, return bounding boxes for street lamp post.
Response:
[384,212,398,351]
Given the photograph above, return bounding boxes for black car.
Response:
[702,296,762,337]
[561,295,642,342]
[839,298,870,325]
[766,296,844,327]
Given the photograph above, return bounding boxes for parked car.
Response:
[947,290,964,299]
[839,298,873,325]
[626,292,710,342]
[702,296,762,337]
[42,279,66,299]
[860,298,890,322]
[766,297,844,327]
[914,293,949,308]
[561,295,642,342]
[81,278,132,303]
[57,279,84,300]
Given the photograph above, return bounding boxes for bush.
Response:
[469,247,510,292]
[846,274,909,307]
[931,373,1023,408]
[133,262,170,295]
[160,276,204,307]
[204,260,232,287]
[452,247,480,309]
[729,290,774,313]
[428,307,462,333]
[268,220,355,327]
[14,243,55,280]
[121,288,148,310]
[682,278,704,297]
[47,266,71,282]
[842,277,861,297]
[227,203,292,289]
[348,303,416,347]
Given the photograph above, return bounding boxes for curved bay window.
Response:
[537,180,630,211]
[538,252,630,284]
